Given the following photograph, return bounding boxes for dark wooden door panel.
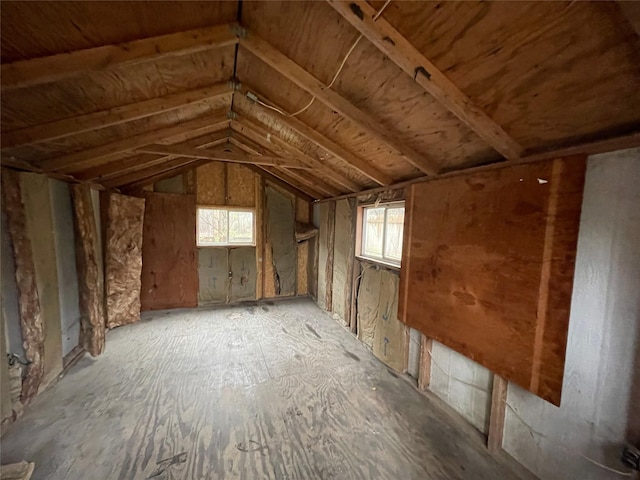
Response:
[140,193,197,310]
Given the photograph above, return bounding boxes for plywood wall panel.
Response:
[227,164,256,207]
[196,162,226,205]
[399,157,587,405]
[332,198,356,325]
[265,186,296,296]
[140,193,197,310]
[104,193,145,329]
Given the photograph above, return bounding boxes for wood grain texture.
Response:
[324,201,336,311]
[69,184,105,357]
[399,156,587,405]
[0,298,528,480]
[140,193,198,310]
[418,335,433,391]
[1,23,237,90]
[0,168,45,402]
[104,193,145,329]
[488,375,508,454]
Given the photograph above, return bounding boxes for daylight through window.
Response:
[359,202,405,266]
[197,207,255,246]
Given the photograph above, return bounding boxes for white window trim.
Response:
[196,205,256,247]
[356,201,405,268]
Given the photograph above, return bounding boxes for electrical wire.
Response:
[423,348,634,476]
[250,0,392,118]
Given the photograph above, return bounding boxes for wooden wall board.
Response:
[0,168,45,402]
[227,164,256,207]
[69,184,105,357]
[196,161,226,205]
[399,156,587,405]
[140,192,198,310]
[0,1,237,62]
[374,1,640,151]
[295,197,310,296]
[104,192,145,329]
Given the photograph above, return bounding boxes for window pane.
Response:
[198,208,227,245]
[229,211,254,244]
[384,207,404,262]
[363,207,384,258]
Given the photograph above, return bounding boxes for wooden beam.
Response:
[239,85,393,185]
[318,130,640,203]
[231,116,360,192]
[230,134,340,198]
[325,201,336,311]
[2,83,233,149]
[123,160,209,190]
[0,168,45,403]
[239,31,439,175]
[39,113,229,173]
[328,0,523,161]
[523,131,640,162]
[246,165,316,203]
[2,24,238,91]
[136,144,311,169]
[103,157,204,189]
[69,184,106,357]
[78,130,231,182]
[488,375,508,454]
[418,335,433,391]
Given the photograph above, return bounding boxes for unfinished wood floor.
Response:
[1,298,524,479]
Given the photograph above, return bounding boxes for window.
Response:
[358,202,405,266]
[197,206,255,246]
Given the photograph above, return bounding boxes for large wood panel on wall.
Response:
[104,193,145,328]
[140,192,197,310]
[399,156,587,406]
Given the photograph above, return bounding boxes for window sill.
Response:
[355,255,401,272]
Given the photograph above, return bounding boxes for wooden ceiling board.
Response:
[372,1,640,150]
[240,1,496,171]
[236,48,421,181]
[234,95,376,188]
[1,47,235,132]
[0,1,237,62]
[7,103,220,166]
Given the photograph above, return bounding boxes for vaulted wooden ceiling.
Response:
[2,1,639,199]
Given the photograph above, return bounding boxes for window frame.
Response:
[196,205,256,247]
[356,201,405,268]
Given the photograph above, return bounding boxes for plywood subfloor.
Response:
[1,298,526,479]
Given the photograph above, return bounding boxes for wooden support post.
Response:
[349,260,361,334]
[418,335,433,391]
[488,374,508,454]
[325,201,336,311]
[70,184,106,357]
[0,169,45,403]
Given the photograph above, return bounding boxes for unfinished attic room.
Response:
[2,2,640,480]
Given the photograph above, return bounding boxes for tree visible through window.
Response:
[360,203,404,266]
[197,207,255,246]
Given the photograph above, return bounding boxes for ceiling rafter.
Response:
[104,156,204,189]
[230,133,339,198]
[238,84,393,186]
[2,82,234,149]
[79,129,231,182]
[231,116,360,192]
[122,159,211,191]
[136,144,310,169]
[242,164,318,202]
[328,0,524,161]
[36,113,230,172]
[1,23,240,91]
[238,29,440,175]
